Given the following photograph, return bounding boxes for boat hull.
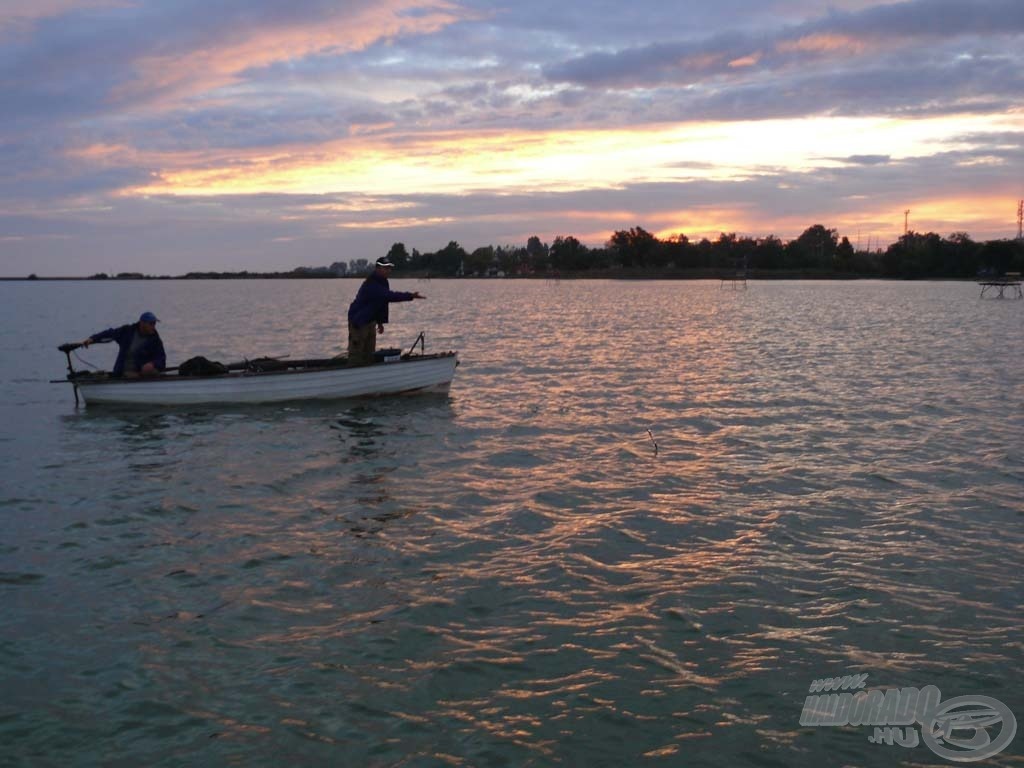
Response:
[75,354,458,406]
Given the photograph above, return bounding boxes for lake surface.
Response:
[1,279,1021,767]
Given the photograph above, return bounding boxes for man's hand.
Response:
[412,292,425,299]
[376,323,384,334]
[81,338,92,348]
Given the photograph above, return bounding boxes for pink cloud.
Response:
[110,1,468,108]
[0,0,128,25]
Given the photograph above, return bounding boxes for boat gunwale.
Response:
[70,351,457,387]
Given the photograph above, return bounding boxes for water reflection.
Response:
[59,396,455,450]
[4,280,1023,768]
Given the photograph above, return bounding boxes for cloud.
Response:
[0,0,129,36]
[456,0,886,46]
[839,155,891,165]
[544,0,1024,88]
[0,1,477,213]
[4,126,1021,275]
[111,1,470,109]
[534,39,1024,125]
[1,0,469,130]
[3,0,1023,276]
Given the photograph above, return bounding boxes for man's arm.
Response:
[150,337,167,371]
[82,325,125,347]
[386,290,424,302]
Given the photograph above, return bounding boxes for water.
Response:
[1,279,1021,766]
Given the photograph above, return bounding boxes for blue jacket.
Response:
[347,273,416,327]
[89,323,166,377]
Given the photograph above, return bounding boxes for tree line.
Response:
[384,225,1024,278]
[63,223,1023,281]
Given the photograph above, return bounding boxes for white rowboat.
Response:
[58,351,458,406]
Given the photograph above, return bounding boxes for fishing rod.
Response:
[406,331,426,357]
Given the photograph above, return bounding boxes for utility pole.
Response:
[904,209,910,236]
[1017,200,1022,240]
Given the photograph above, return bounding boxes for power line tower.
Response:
[904,209,910,236]
[1017,200,1022,240]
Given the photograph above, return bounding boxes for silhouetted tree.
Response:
[386,243,409,268]
[835,236,855,272]
[609,226,658,267]
[662,234,693,268]
[788,225,838,270]
[712,232,737,270]
[434,241,468,276]
[408,248,428,271]
[979,239,1024,276]
[465,246,494,275]
[327,222,1015,280]
[495,244,526,274]
[754,235,785,271]
[694,238,714,269]
[882,231,946,277]
[526,236,550,271]
[943,232,980,276]
[550,236,590,271]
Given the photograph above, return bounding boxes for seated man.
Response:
[82,311,166,377]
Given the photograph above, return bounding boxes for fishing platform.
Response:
[978,272,1022,299]
[720,255,749,290]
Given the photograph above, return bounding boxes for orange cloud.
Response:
[121,127,688,197]
[110,1,468,108]
[336,215,457,229]
[676,53,722,71]
[653,207,761,241]
[900,194,1022,235]
[777,33,867,56]
[78,111,1022,246]
[728,52,762,68]
[66,142,134,162]
[67,142,217,170]
[743,193,1021,244]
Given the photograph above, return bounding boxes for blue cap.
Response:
[139,311,159,324]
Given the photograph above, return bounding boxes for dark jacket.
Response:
[347,272,416,327]
[89,323,166,377]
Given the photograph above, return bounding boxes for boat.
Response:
[55,337,458,407]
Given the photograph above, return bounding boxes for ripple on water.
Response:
[1,280,1021,766]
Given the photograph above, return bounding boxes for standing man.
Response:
[347,257,424,365]
[81,311,166,377]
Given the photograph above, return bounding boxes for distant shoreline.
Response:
[0,271,987,282]
[7,226,1020,283]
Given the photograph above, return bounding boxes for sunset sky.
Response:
[2,0,1023,275]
